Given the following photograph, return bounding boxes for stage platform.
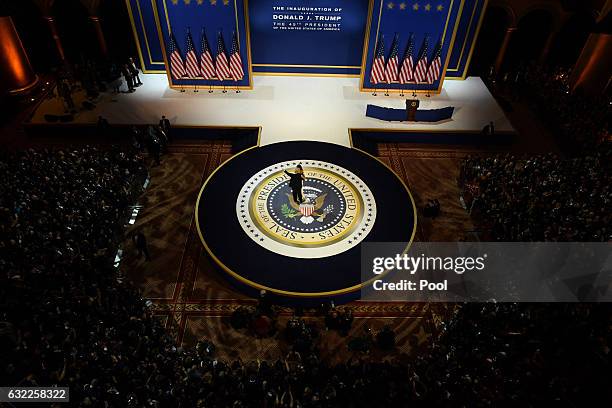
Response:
[30,75,513,146]
[196,141,416,301]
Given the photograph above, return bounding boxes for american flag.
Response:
[169,33,185,80]
[370,35,386,84]
[215,31,230,80]
[385,33,400,84]
[414,36,430,83]
[426,38,443,84]
[184,30,200,78]
[399,33,415,84]
[229,31,244,81]
[200,28,215,79]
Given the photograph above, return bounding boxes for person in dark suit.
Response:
[128,57,142,86]
[159,115,171,142]
[482,121,495,136]
[132,231,150,261]
[284,164,305,204]
[121,64,134,92]
[97,116,110,137]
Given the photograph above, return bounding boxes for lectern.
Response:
[406,99,420,121]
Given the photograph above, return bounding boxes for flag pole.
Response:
[188,26,194,94]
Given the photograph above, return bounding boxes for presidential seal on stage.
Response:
[236,160,377,258]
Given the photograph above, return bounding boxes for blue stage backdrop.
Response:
[125,0,166,72]
[445,0,487,79]
[152,0,252,89]
[125,1,486,81]
[361,0,464,93]
[249,0,370,76]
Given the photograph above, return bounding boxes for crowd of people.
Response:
[494,64,610,153]
[94,115,172,166]
[0,146,148,404]
[108,57,143,94]
[522,66,610,152]
[0,144,416,407]
[52,57,145,115]
[0,140,609,406]
[411,302,611,406]
[2,76,611,406]
[459,151,611,241]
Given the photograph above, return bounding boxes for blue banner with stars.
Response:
[361,0,464,92]
[153,0,252,89]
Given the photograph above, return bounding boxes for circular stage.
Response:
[196,141,417,299]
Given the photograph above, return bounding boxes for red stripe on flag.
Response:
[415,58,428,82]
[385,56,399,83]
[428,57,441,83]
[170,51,185,80]
[185,50,200,78]
[200,50,215,79]
[230,53,244,81]
[216,54,230,80]
[371,57,385,84]
[399,57,413,84]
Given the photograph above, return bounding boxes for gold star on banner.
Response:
[399,2,407,10]
[197,0,204,4]
[437,4,444,11]
[413,3,420,11]
[387,2,395,9]
[425,3,431,11]
[209,0,216,5]
[183,0,190,4]
[171,0,179,4]
[223,0,229,5]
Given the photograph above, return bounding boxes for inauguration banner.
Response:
[249,0,370,76]
[153,0,252,90]
[361,0,464,93]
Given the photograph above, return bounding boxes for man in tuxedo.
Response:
[128,57,142,86]
[159,115,171,142]
[121,63,134,92]
[284,164,305,204]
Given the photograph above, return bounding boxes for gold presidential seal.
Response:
[237,160,376,258]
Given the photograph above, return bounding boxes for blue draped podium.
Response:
[366,105,454,122]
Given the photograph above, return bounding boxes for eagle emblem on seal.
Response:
[281,189,334,224]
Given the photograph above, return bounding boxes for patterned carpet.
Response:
[123,141,479,362]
